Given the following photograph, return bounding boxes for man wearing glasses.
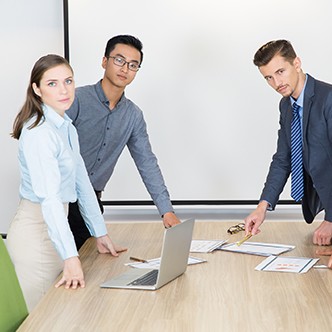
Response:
[66,35,180,250]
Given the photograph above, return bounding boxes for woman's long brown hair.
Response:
[11,54,73,139]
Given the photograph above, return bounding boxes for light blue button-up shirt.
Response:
[18,104,107,260]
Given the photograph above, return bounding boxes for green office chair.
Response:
[0,236,28,332]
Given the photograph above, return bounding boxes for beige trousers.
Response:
[7,199,64,312]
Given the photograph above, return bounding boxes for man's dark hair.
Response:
[104,35,143,64]
[253,40,297,67]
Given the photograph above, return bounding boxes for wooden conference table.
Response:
[18,221,332,332]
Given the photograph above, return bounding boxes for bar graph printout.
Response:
[255,255,319,273]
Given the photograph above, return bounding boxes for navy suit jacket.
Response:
[260,74,332,223]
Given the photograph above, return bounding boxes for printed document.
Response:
[125,256,206,269]
[218,242,295,256]
[190,239,228,253]
[255,255,319,273]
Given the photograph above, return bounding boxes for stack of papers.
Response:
[218,242,295,256]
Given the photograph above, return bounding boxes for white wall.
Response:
[68,0,332,202]
[0,1,64,232]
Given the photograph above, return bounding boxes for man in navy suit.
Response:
[244,40,332,267]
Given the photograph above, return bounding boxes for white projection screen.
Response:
[67,0,332,203]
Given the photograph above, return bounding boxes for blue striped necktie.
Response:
[290,102,304,201]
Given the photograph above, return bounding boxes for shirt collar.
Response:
[290,74,308,108]
[95,79,126,107]
[42,104,72,128]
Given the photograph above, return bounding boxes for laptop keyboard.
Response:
[128,270,159,286]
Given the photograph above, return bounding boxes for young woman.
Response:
[7,54,126,312]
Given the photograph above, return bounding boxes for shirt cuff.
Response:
[260,199,273,211]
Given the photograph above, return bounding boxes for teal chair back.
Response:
[0,236,28,332]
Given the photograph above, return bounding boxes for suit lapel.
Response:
[283,99,292,145]
[302,75,315,168]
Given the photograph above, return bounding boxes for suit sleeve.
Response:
[260,101,291,209]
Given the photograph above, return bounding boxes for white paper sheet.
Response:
[125,256,207,269]
[255,255,319,273]
[190,240,228,253]
[218,242,295,256]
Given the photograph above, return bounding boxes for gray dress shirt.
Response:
[66,80,173,216]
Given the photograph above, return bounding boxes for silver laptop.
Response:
[100,218,195,290]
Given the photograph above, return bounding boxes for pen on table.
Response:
[313,264,329,269]
[236,233,252,246]
[129,256,148,263]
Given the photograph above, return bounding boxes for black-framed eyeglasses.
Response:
[107,56,140,72]
[227,223,245,235]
